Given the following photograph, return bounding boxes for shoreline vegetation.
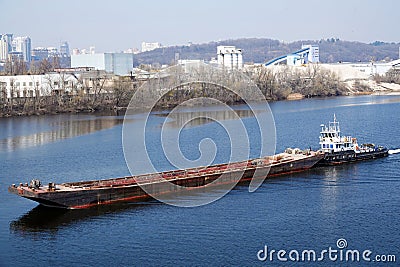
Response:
[1,65,399,118]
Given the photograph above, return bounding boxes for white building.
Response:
[319,59,400,82]
[287,54,302,66]
[71,53,134,75]
[141,42,162,52]
[0,34,13,61]
[177,59,205,73]
[0,73,81,99]
[346,61,399,76]
[12,36,31,62]
[217,46,243,70]
[301,44,319,63]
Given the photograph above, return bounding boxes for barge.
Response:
[9,150,323,209]
[316,114,388,166]
[9,114,389,209]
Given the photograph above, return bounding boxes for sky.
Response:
[1,0,399,52]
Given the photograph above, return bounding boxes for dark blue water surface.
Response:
[1,95,399,266]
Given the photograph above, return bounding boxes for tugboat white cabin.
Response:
[317,114,388,165]
[319,114,359,153]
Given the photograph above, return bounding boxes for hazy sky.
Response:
[1,0,399,52]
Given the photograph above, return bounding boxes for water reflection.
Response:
[270,95,400,114]
[312,164,361,215]
[158,109,258,128]
[340,96,400,107]
[10,202,155,236]
[0,117,125,152]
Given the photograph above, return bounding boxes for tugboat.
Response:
[317,114,388,166]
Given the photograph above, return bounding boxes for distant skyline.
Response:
[1,0,399,52]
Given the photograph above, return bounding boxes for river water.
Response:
[1,95,399,266]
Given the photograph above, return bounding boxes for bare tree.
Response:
[38,59,53,74]
[375,68,400,84]
[78,71,110,110]
[0,81,6,113]
[250,65,346,100]
[112,77,134,109]
[8,78,17,113]
[3,58,27,75]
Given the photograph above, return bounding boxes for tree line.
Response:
[1,57,63,76]
[0,75,137,117]
[373,68,400,84]
[249,65,347,100]
[5,62,395,118]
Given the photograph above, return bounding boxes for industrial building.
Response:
[265,44,319,66]
[71,53,134,75]
[301,45,319,64]
[217,46,243,70]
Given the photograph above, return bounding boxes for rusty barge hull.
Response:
[8,152,323,209]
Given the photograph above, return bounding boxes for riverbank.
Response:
[2,92,395,119]
[0,106,118,118]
